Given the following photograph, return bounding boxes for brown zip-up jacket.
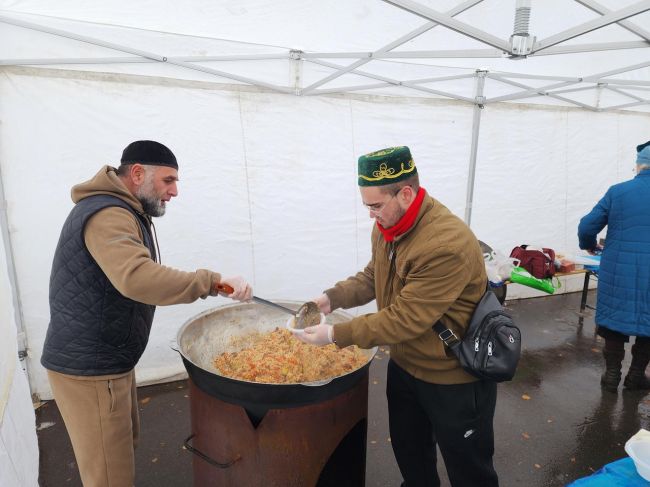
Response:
[328,195,486,384]
[75,166,220,305]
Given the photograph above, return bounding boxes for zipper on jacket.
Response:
[385,242,397,302]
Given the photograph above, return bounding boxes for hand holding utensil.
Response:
[216,284,324,329]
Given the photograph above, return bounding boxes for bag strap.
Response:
[433,280,490,349]
[433,320,461,348]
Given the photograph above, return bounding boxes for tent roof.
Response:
[1,0,650,111]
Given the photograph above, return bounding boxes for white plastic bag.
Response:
[625,428,650,481]
[484,250,520,285]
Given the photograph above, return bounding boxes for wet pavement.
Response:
[37,290,650,486]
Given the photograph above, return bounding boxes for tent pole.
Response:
[0,153,29,375]
[464,70,486,227]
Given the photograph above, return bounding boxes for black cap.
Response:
[120,140,178,169]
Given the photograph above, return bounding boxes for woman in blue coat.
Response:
[578,141,650,392]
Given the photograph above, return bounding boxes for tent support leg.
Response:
[464,70,486,227]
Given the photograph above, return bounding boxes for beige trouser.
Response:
[47,369,139,487]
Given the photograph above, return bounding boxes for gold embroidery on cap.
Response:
[359,159,415,182]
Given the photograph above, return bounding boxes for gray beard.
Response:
[135,176,166,217]
[138,195,166,217]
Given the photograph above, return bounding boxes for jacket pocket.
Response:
[100,301,135,348]
[107,379,116,413]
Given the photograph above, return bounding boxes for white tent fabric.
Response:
[0,2,649,485]
[1,0,649,110]
[0,225,39,487]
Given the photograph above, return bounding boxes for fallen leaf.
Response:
[571,458,576,463]
[591,348,599,353]
[534,464,541,469]
[522,394,531,400]
[522,432,530,439]
[547,419,553,423]
[140,397,151,405]
[151,457,158,463]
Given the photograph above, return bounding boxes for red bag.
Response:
[509,245,556,279]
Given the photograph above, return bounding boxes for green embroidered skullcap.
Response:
[358,146,417,187]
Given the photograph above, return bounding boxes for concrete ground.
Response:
[37,290,650,486]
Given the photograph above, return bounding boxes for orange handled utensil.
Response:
[216,283,235,294]
[217,283,299,316]
[216,283,321,328]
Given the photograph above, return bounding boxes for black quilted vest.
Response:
[41,194,157,376]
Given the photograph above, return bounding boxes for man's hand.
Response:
[587,245,604,256]
[220,276,252,301]
[294,324,333,346]
[313,293,332,314]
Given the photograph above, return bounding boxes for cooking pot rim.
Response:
[176,301,378,387]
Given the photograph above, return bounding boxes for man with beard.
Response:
[296,146,498,487]
[41,140,252,487]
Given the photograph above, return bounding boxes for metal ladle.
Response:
[216,284,322,329]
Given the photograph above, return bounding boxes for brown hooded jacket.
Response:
[75,165,220,305]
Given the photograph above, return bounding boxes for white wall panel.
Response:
[0,365,39,487]
[350,97,474,216]
[240,92,359,301]
[0,215,38,487]
[1,70,650,399]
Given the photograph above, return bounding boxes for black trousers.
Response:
[387,360,499,487]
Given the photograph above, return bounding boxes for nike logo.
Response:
[464,429,475,439]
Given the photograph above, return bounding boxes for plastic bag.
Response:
[484,250,519,285]
[510,266,561,294]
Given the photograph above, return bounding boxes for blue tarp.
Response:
[567,457,649,486]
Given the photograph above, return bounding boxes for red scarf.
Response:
[377,187,426,242]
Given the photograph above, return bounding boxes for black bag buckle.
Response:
[438,328,460,347]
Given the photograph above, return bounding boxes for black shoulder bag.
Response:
[433,288,521,382]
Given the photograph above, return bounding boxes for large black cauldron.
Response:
[176,301,377,422]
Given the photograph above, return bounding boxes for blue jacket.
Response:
[578,171,650,336]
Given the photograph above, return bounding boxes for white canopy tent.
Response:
[1,1,649,485]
